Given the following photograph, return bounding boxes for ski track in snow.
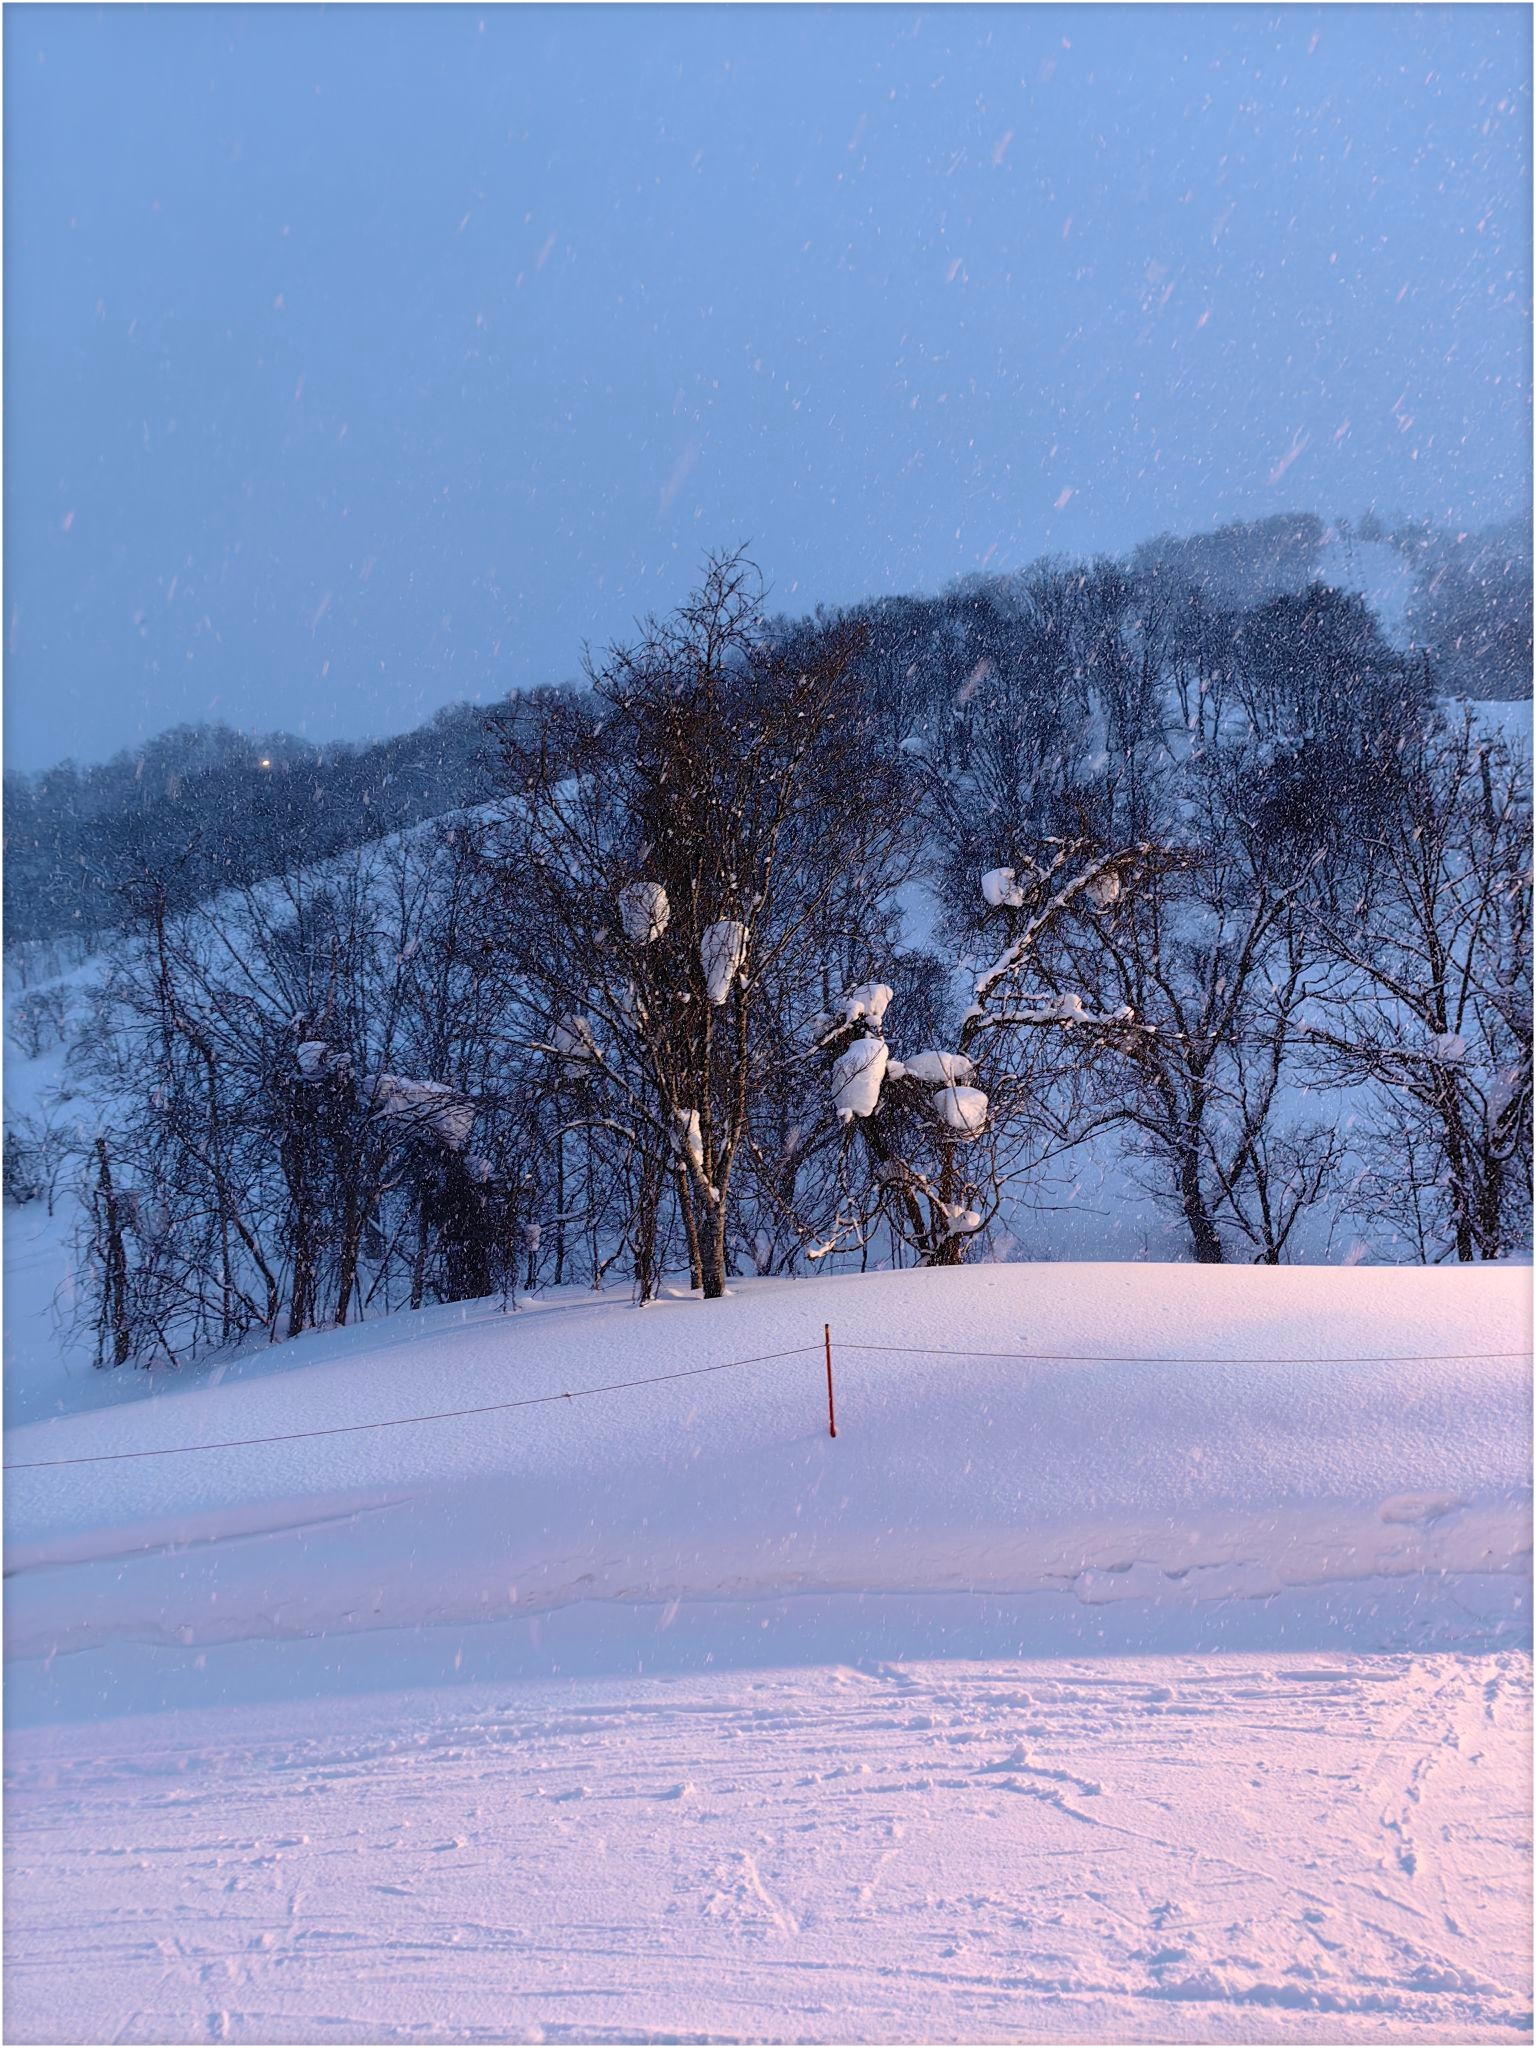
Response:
[6,1650,1531,2045]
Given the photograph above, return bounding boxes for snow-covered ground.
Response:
[8,1647,1531,2046]
[3,873,1532,2044]
[4,1253,1531,2043]
[6,1262,1530,1666]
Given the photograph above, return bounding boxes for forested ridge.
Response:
[5,514,1530,1371]
[4,511,1529,958]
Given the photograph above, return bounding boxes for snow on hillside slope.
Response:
[6,1266,1530,2045]
[6,1263,1529,1676]
[7,1649,1531,2046]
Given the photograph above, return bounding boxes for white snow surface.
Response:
[5,1262,1528,1666]
[4,1260,1531,2043]
[5,1647,1530,2046]
[829,1032,889,1122]
[700,917,750,1003]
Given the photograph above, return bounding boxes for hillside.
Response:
[8,1260,1529,1691]
[4,1260,1531,2044]
[6,510,1529,959]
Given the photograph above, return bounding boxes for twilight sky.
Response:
[4,3,1529,769]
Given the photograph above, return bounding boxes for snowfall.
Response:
[4,1169,1532,2046]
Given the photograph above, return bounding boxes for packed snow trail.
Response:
[6,1651,1530,2044]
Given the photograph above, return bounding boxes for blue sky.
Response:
[4,3,1529,767]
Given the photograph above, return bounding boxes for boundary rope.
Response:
[4,1338,1527,1474]
[839,1343,1530,1365]
[1,1345,821,1472]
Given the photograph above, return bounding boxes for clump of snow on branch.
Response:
[831,1034,889,1123]
[295,1039,351,1080]
[963,991,1135,1029]
[1486,1063,1527,1136]
[835,981,893,1029]
[550,1015,602,1069]
[972,848,1145,1007]
[934,1084,989,1136]
[368,1075,476,1152]
[673,1105,705,1171]
[938,1199,983,1235]
[700,919,749,1003]
[672,1104,721,1202]
[1427,1031,1467,1065]
[980,866,1027,909]
[618,880,670,944]
[893,1049,975,1086]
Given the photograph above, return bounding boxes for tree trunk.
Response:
[1474,1146,1505,1263]
[1179,1149,1225,1263]
[698,1197,729,1299]
[633,1151,662,1303]
[553,1128,567,1287]
[410,1200,431,1310]
[677,1167,704,1291]
[288,1198,318,1336]
[95,1139,132,1367]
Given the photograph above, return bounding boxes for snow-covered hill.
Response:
[4,835,1531,2045]
[7,1261,1529,1690]
[3,1261,1531,2045]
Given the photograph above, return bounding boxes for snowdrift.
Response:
[5,1262,1529,1677]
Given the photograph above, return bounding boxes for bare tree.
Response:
[813,839,1156,1265]
[489,551,916,1298]
[1305,713,1532,1262]
[8,984,73,1061]
[70,821,532,1365]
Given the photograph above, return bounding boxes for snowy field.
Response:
[6,1644,1531,2047]
[5,1258,1532,2042]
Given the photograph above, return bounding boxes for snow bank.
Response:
[4,1262,1528,1670]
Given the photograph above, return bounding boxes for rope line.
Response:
[840,1343,1531,1365]
[4,1337,1526,1474]
[0,1345,821,1472]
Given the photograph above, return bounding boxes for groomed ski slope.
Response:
[4,1260,1532,2044]
[7,1648,1531,2045]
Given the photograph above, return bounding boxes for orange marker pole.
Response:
[824,1323,837,1439]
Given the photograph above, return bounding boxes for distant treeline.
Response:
[5,510,1528,951]
[2,695,557,951]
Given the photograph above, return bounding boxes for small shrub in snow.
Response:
[8,986,72,1062]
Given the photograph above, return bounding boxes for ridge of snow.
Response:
[4,1262,1528,1668]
